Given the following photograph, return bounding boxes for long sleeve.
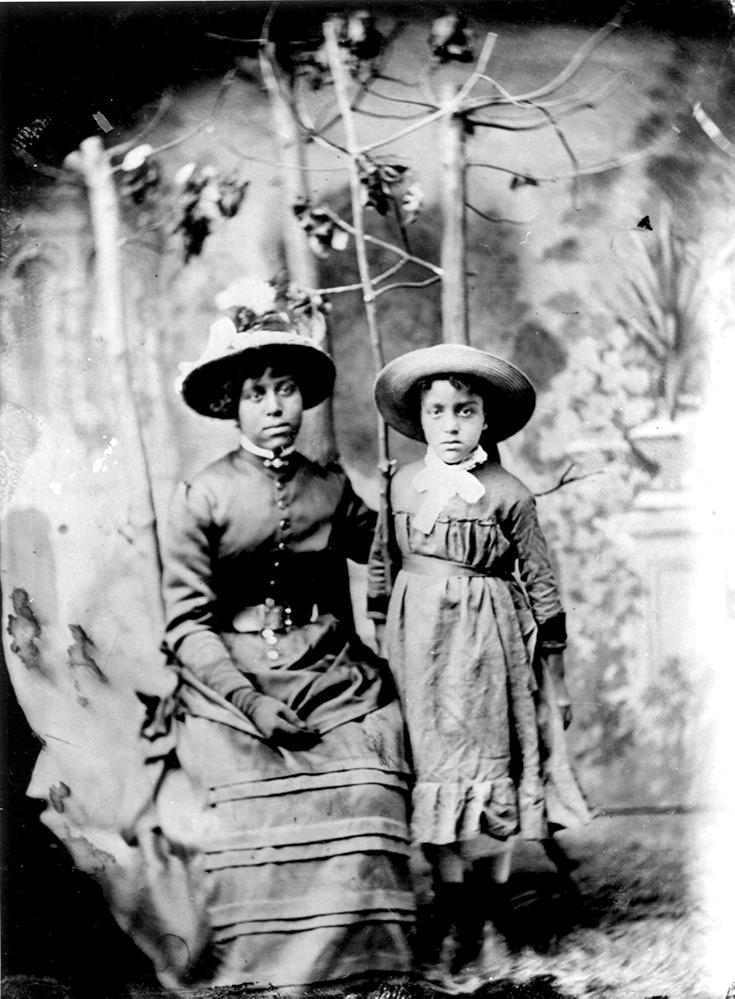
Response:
[331,475,378,564]
[162,480,255,700]
[503,491,567,651]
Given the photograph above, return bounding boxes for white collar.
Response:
[411,444,488,534]
[422,443,488,477]
[240,435,295,462]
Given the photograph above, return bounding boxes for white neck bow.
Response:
[411,445,488,534]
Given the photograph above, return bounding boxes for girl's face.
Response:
[238,367,303,451]
[420,378,487,464]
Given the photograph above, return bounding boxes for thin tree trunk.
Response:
[439,82,469,345]
[73,136,165,614]
[325,21,394,587]
[260,44,338,465]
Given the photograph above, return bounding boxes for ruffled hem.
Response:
[411,777,547,845]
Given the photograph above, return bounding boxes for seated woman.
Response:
[162,312,415,990]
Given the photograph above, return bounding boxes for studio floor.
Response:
[1,812,724,999]
[403,811,718,999]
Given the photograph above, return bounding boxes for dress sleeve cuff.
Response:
[537,611,567,650]
[366,594,389,620]
[228,687,261,717]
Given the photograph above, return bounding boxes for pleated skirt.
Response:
[174,691,416,989]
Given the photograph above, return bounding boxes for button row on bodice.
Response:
[265,470,292,662]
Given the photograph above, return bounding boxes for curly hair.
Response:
[213,352,303,421]
[412,372,488,410]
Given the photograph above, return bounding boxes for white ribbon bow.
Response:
[411,445,488,534]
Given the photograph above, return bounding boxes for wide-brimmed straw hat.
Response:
[374,343,536,443]
[178,313,336,419]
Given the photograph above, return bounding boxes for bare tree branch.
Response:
[374,73,422,88]
[358,32,498,155]
[467,132,674,185]
[470,70,587,208]
[317,281,364,294]
[311,73,378,135]
[355,107,429,121]
[692,101,735,158]
[112,71,238,169]
[373,257,410,284]
[308,19,407,136]
[471,1,633,112]
[465,102,597,132]
[222,139,350,172]
[540,105,582,206]
[465,116,567,133]
[534,462,604,497]
[363,84,437,111]
[320,205,443,275]
[291,87,351,156]
[260,2,278,46]
[17,147,79,182]
[467,73,619,115]
[373,275,441,298]
[465,202,533,226]
[107,92,175,158]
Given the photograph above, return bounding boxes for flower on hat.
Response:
[215,277,277,316]
[206,316,240,354]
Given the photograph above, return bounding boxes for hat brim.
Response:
[374,344,536,443]
[181,337,336,419]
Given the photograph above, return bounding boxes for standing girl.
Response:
[368,343,592,974]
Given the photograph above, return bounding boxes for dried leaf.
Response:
[428,12,474,63]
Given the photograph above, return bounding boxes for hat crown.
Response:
[247,312,296,335]
[194,312,326,368]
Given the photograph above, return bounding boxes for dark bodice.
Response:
[367,458,566,649]
[162,448,377,699]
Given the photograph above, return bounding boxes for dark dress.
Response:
[368,457,593,847]
[160,446,415,988]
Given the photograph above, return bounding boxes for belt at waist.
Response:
[401,553,505,579]
[231,601,320,634]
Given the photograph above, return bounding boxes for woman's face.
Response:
[420,378,487,464]
[238,367,304,451]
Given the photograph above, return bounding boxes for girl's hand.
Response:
[551,678,573,730]
[236,692,320,747]
[541,650,573,729]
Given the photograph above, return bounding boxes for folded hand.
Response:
[248,695,321,747]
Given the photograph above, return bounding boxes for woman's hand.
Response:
[232,691,320,747]
[540,650,573,729]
